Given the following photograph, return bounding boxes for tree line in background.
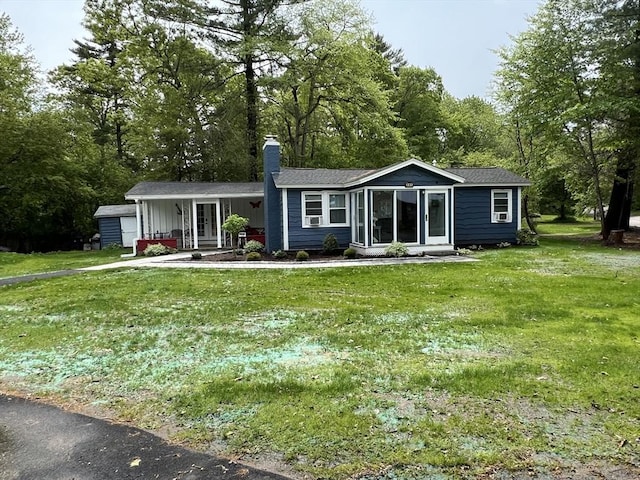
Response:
[0,0,638,252]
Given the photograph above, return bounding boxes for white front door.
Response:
[425,191,448,244]
[197,204,216,242]
[120,217,137,247]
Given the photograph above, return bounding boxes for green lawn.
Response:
[534,215,602,236]
[1,237,639,479]
[0,248,130,279]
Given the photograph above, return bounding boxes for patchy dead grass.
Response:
[1,236,639,479]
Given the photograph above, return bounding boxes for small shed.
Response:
[94,204,137,248]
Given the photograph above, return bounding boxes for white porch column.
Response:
[517,187,522,230]
[215,200,222,249]
[192,199,199,250]
[364,188,370,247]
[450,187,456,245]
[135,200,142,239]
[144,201,152,238]
[282,189,289,251]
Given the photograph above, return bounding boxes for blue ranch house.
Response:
[121,137,530,255]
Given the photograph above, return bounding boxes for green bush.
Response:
[143,243,177,256]
[322,233,339,254]
[296,250,310,261]
[343,247,357,259]
[384,241,408,257]
[516,228,539,246]
[272,249,287,259]
[222,214,249,250]
[246,252,262,261]
[191,252,202,260]
[244,240,265,253]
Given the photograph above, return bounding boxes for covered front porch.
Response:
[124,182,264,254]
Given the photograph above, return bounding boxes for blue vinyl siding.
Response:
[454,187,519,245]
[286,190,351,250]
[364,165,456,187]
[98,217,123,248]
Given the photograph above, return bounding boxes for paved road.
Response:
[0,394,290,480]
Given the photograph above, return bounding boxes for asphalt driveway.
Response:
[0,394,290,480]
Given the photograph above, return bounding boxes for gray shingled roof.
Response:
[125,166,528,200]
[273,168,376,187]
[274,165,529,187]
[125,181,263,198]
[94,204,136,218]
[445,167,530,185]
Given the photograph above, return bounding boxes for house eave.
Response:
[125,193,264,201]
[453,183,531,188]
[273,182,345,190]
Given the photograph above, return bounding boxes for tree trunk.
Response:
[245,54,259,181]
[523,193,537,233]
[603,150,634,239]
[241,0,259,181]
[603,5,640,239]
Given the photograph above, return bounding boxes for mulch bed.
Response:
[195,251,352,262]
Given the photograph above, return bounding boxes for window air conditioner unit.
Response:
[306,216,322,226]
[494,212,509,222]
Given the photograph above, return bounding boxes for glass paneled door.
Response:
[425,192,448,244]
[196,203,217,243]
[397,190,417,243]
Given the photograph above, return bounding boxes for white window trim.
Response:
[491,189,513,223]
[301,191,350,228]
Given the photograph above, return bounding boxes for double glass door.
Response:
[372,190,418,244]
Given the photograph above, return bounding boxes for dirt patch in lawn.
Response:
[570,227,640,249]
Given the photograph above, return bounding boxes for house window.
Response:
[302,192,348,227]
[304,194,323,216]
[329,194,346,223]
[491,189,512,223]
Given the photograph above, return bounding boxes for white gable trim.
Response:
[343,158,466,188]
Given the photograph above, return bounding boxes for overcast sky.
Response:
[1,0,541,100]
